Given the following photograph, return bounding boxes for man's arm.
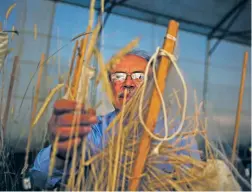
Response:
[29,145,65,190]
[28,99,97,190]
[29,121,103,190]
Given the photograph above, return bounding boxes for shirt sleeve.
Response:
[29,145,63,190]
[29,120,104,190]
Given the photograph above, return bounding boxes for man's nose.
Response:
[123,76,135,90]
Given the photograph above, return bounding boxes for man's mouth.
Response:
[118,92,132,100]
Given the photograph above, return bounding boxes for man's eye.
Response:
[133,73,144,80]
[116,75,124,80]
[111,73,126,81]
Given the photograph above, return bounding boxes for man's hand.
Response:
[48,99,97,159]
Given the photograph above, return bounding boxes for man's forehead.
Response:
[111,54,148,72]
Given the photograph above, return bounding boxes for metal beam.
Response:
[97,0,129,39]
[103,0,129,27]
[212,30,251,38]
[101,9,250,45]
[113,3,251,45]
[208,0,248,39]
[102,0,117,27]
[49,0,223,33]
[209,2,247,56]
[47,0,249,46]
[50,0,247,37]
[119,3,216,32]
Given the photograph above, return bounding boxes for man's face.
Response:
[109,54,148,110]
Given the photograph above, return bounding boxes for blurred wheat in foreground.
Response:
[0,0,250,191]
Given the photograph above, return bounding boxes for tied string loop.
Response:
[138,47,187,154]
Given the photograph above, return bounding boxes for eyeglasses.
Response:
[110,72,145,82]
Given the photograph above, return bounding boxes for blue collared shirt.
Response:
[30,110,200,189]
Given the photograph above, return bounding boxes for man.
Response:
[29,50,200,190]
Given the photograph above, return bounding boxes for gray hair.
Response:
[125,49,151,62]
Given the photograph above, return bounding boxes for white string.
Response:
[166,34,177,41]
[151,48,170,153]
[159,48,188,141]
[138,47,188,153]
[139,47,167,141]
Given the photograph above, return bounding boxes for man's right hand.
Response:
[48,99,97,159]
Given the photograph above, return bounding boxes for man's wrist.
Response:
[56,153,66,161]
[50,146,71,169]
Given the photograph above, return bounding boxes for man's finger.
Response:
[57,113,97,126]
[52,126,92,139]
[56,137,81,152]
[53,99,85,114]
[87,108,96,116]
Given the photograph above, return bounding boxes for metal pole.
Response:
[203,38,210,112]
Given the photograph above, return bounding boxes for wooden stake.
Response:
[231,51,248,164]
[0,22,2,31]
[2,56,19,137]
[128,20,179,191]
[65,40,79,93]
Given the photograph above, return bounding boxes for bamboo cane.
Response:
[231,51,248,164]
[2,56,19,131]
[0,56,4,150]
[1,56,19,149]
[60,36,84,186]
[71,26,91,100]
[0,60,5,123]
[67,23,100,189]
[70,38,84,98]
[128,20,179,190]
[65,40,79,94]
[63,27,91,189]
